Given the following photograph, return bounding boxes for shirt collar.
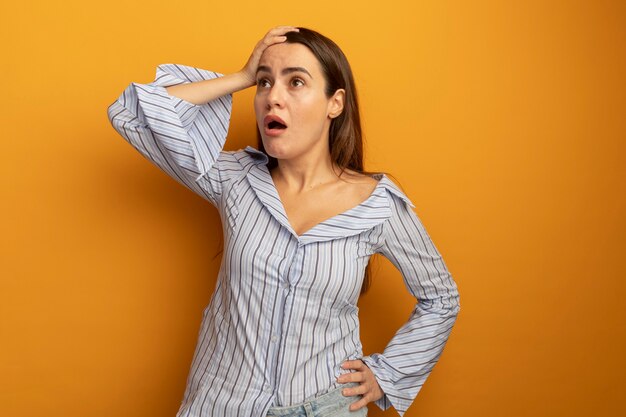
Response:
[242,147,414,244]
[244,146,269,164]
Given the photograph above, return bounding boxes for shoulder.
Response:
[339,169,379,201]
[376,174,415,209]
[341,170,416,209]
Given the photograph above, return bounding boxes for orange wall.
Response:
[1,1,625,416]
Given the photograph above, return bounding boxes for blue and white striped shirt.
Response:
[107,64,460,417]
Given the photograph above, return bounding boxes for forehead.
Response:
[258,43,322,74]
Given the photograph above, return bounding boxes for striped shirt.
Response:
[107,64,460,417]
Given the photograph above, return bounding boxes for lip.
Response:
[263,114,288,137]
[263,114,288,128]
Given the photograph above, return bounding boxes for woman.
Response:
[108,26,460,417]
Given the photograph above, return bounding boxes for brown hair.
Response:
[256,27,375,295]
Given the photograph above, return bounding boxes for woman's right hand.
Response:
[165,26,299,105]
[239,26,300,86]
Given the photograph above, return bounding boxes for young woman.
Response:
[108,26,460,417]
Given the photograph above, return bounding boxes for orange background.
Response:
[1,1,625,416]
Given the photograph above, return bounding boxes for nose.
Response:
[266,84,285,109]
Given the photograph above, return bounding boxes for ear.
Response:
[327,89,345,119]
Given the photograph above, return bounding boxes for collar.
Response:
[240,147,414,244]
[244,146,269,164]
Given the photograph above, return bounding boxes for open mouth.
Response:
[264,115,288,136]
[267,120,287,130]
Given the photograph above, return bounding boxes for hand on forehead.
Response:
[258,42,320,78]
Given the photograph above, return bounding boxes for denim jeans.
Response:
[266,382,368,417]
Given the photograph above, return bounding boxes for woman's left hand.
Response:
[337,359,384,411]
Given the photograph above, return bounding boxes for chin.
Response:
[261,137,294,160]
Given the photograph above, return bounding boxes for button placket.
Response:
[265,239,299,395]
[279,239,299,292]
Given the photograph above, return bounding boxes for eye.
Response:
[257,78,271,88]
[290,77,305,87]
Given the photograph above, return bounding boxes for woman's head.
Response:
[255,27,364,173]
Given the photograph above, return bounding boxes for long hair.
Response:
[256,27,375,295]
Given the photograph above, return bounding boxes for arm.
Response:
[106,26,299,206]
[164,71,252,105]
[106,64,237,206]
[360,196,461,416]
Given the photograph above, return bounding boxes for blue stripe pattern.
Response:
[108,64,460,417]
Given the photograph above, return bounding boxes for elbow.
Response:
[106,99,135,145]
[447,291,461,317]
[107,100,122,130]
[418,292,460,318]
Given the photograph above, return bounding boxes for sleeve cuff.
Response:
[150,63,226,131]
[361,354,405,416]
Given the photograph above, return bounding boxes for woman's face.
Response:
[254,42,344,164]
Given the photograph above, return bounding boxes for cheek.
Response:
[253,97,264,125]
[293,95,327,123]
[297,107,329,134]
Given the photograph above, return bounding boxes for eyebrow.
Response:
[256,66,313,78]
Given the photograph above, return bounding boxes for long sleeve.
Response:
[107,64,232,206]
[360,195,460,416]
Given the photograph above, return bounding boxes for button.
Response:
[283,282,290,290]
[264,386,272,394]
[270,335,278,343]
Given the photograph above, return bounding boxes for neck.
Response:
[272,149,339,193]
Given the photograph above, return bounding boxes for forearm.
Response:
[165,71,254,105]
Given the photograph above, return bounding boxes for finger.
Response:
[262,35,288,47]
[341,359,365,370]
[268,26,300,35]
[267,29,297,41]
[337,371,365,383]
[265,27,299,42]
[348,397,369,412]
[342,384,367,397]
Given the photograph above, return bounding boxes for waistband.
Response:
[266,382,360,416]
